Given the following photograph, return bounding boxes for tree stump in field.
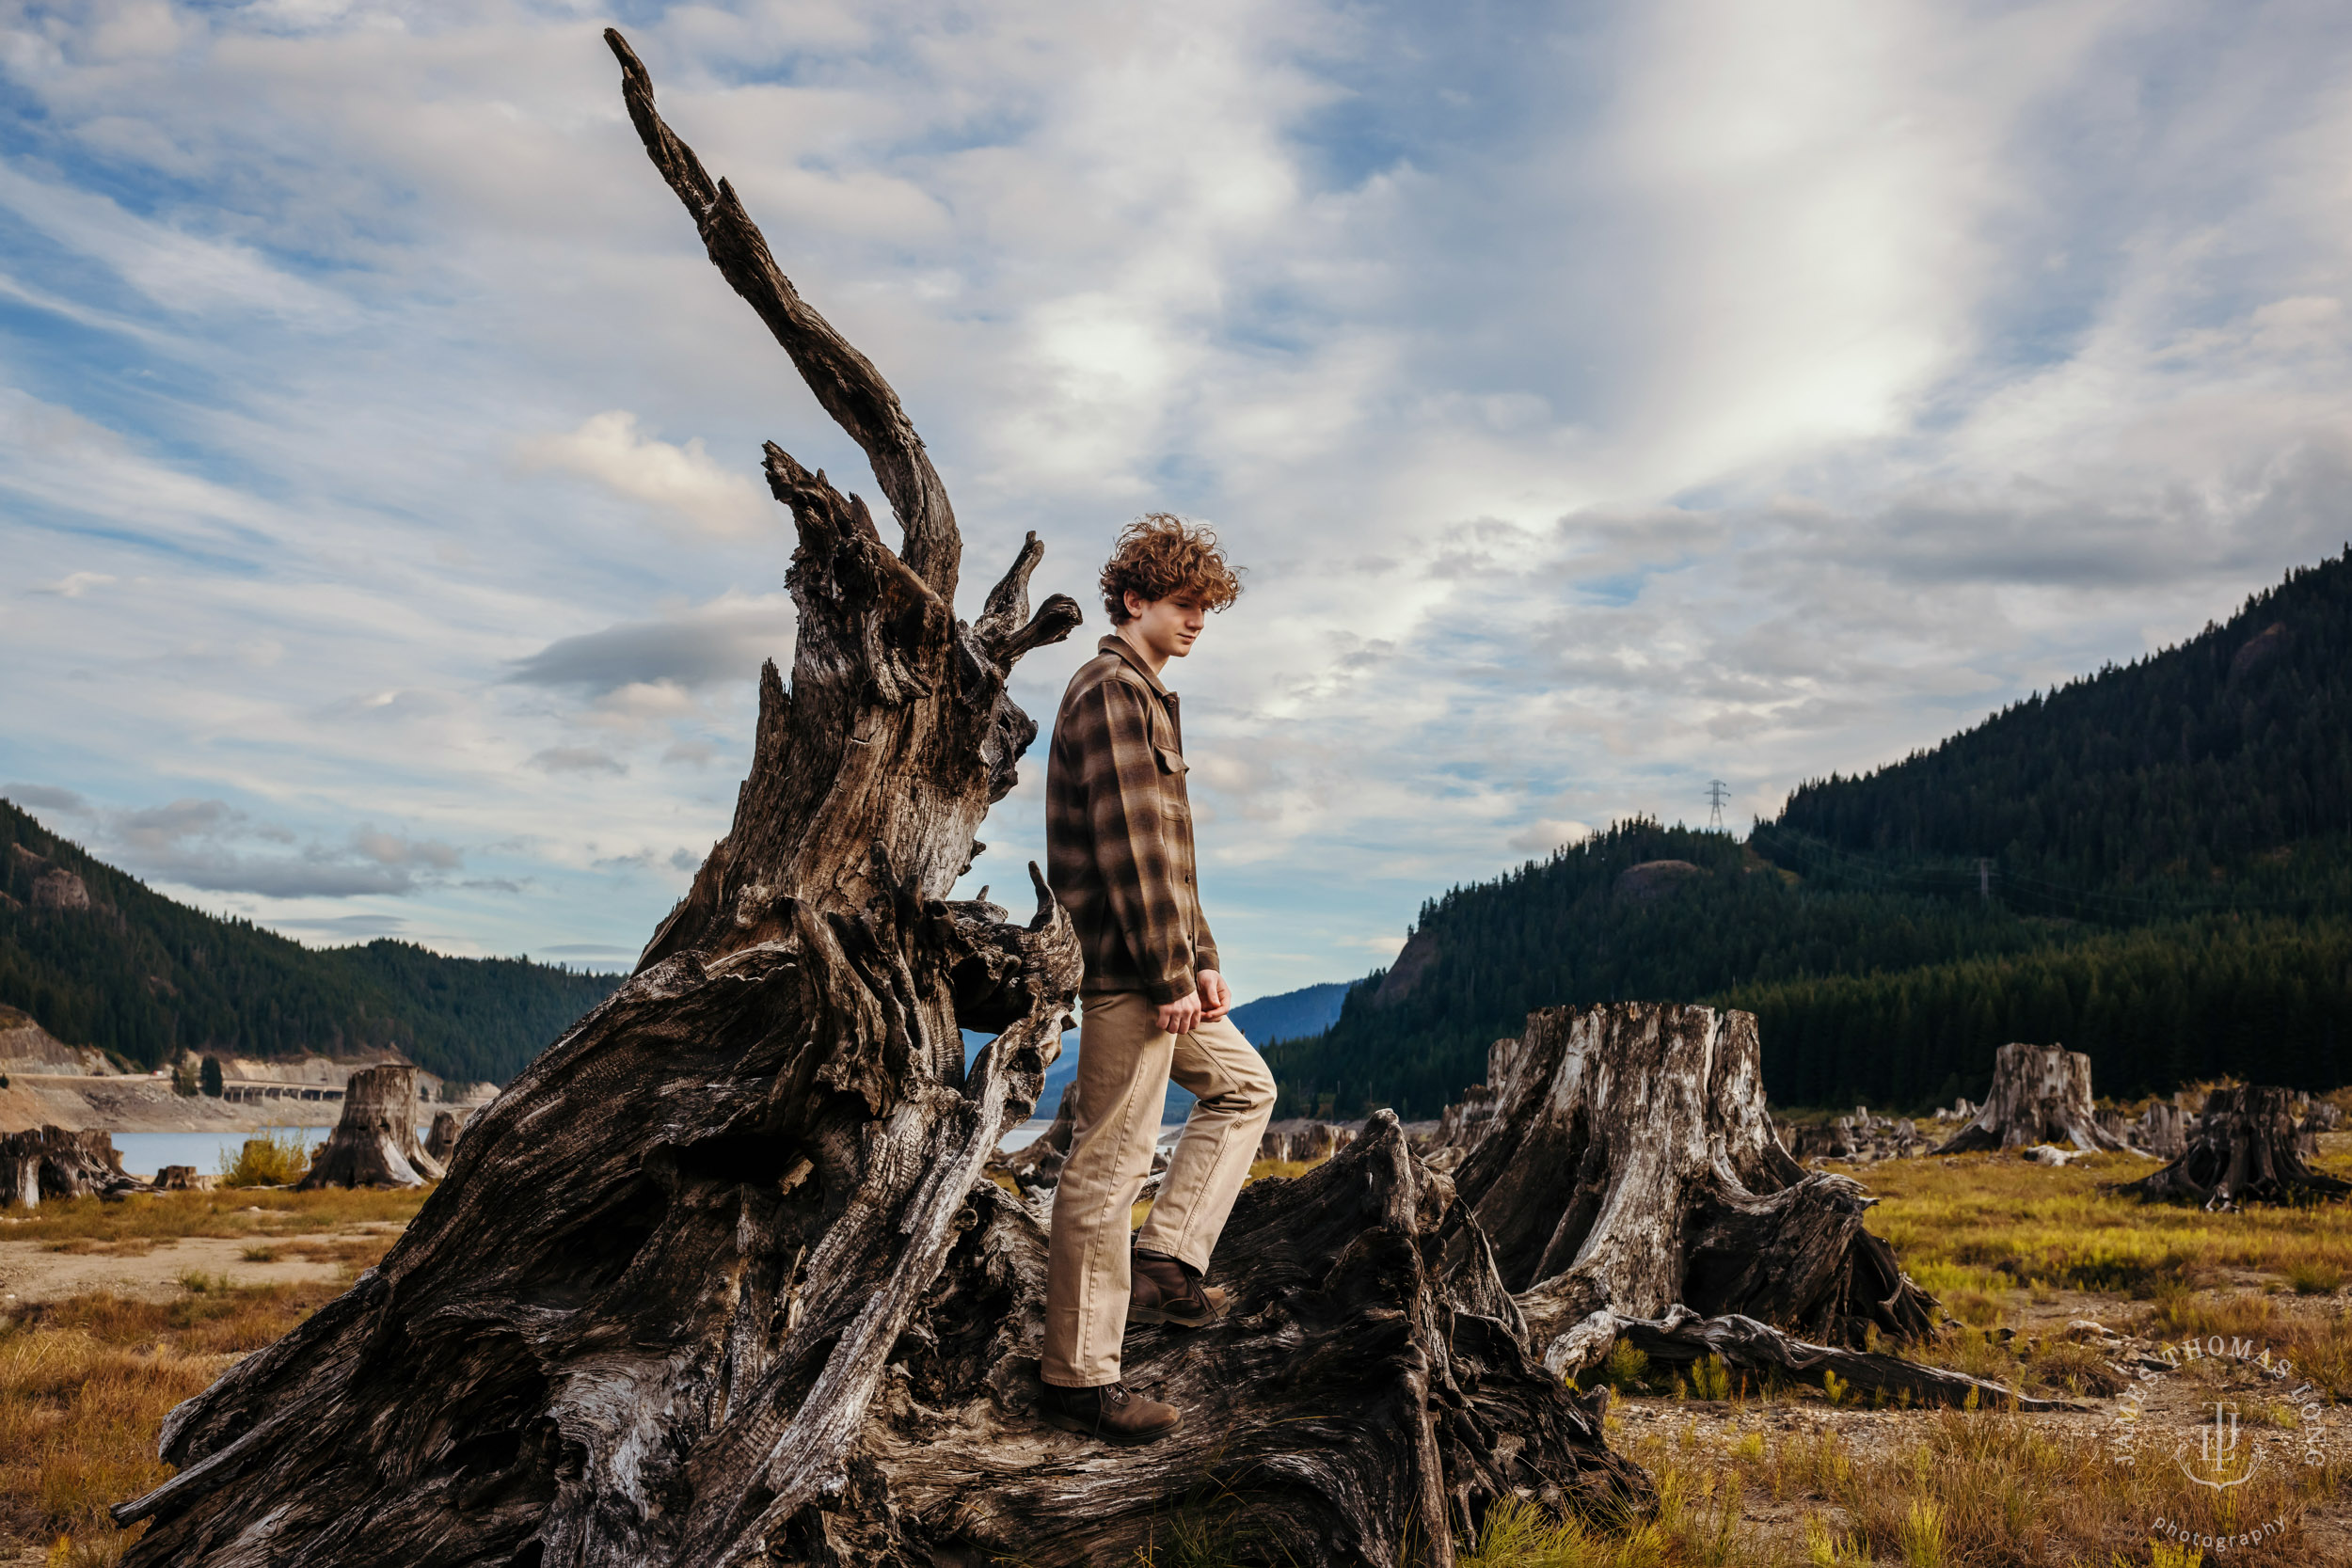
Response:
[2136,1101,2188,1157]
[0,1126,139,1207]
[113,34,1640,1566]
[1427,1004,2054,1410]
[2110,1085,2352,1209]
[296,1066,444,1191]
[423,1109,465,1164]
[1931,1043,2136,1156]
[1257,1118,1356,1163]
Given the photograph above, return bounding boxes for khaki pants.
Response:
[1041,990,1277,1387]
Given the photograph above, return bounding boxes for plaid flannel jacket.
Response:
[1045,635,1220,1004]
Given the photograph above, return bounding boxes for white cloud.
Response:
[516,411,773,538]
[35,571,116,597]
[3,0,2350,996]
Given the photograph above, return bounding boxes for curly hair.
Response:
[1100,514,1244,625]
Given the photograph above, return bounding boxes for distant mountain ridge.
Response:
[965,979,1354,1125]
[1267,549,2352,1117]
[0,800,622,1085]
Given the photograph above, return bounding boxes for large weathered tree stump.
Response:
[1423,1005,2030,1408]
[2110,1085,2352,1209]
[112,35,1638,1566]
[1931,1042,2137,1156]
[297,1065,443,1190]
[0,1126,139,1207]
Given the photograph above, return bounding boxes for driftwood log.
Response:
[2109,1085,2352,1209]
[113,35,1638,1566]
[1611,1307,2076,1413]
[0,1125,140,1207]
[1421,1005,2060,1410]
[296,1065,444,1191]
[1931,1042,2136,1156]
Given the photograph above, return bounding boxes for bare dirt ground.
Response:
[0,1224,405,1308]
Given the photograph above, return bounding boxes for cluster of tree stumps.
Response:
[2110,1085,2352,1209]
[0,1126,141,1207]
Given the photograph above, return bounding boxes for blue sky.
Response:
[5,0,2351,1001]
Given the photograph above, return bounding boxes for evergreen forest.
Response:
[1266,548,2352,1118]
[1,799,621,1085]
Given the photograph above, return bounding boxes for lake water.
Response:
[106,1121,1055,1179]
[108,1127,423,1180]
[998,1119,1052,1154]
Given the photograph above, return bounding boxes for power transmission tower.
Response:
[1706,779,1730,832]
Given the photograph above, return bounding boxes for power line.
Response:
[1706,780,1730,833]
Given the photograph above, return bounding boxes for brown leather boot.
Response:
[1039,1381,1184,1445]
[1130,1249,1231,1328]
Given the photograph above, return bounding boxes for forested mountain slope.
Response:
[1779,547,2352,891]
[1268,549,2352,1118]
[1,800,621,1084]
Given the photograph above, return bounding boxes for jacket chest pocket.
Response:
[1152,746,1188,776]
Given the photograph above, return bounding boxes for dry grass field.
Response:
[0,1188,415,1566]
[8,1142,2352,1565]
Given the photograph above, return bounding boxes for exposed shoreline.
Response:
[0,1072,491,1136]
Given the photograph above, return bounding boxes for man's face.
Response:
[1122,593,1208,660]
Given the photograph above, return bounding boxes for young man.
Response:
[1037,514,1276,1445]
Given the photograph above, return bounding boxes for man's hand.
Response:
[1155,990,1202,1036]
[1154,972,1231,1035]
[1197,969,1232,1023]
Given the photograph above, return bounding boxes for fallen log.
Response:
[295,1065,443,1190]
[112,37,1638,1565]
[1610,1306,2080,1412]
[0,1126,140,1207]
[1931,1042,2137,1155]
[2109,1085,2352,1209]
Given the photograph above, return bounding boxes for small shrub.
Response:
[1898,1497,1946,1568]
[220,1129,311,1189]
[1590,1339,1649,1395]
[1691,1354,1732,1402]
[239,1245,279,1263]
[1820,1370,1848,1406]
[1804,1515,1864,1565]
[2285,1259,2345,1295]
